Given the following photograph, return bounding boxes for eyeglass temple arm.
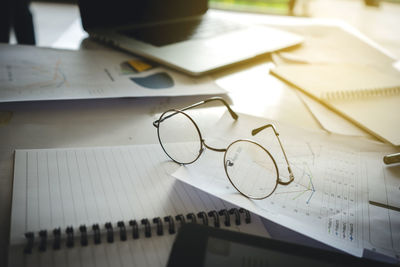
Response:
[153,97,238,128]
[252,124,294,185]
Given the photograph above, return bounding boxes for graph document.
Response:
[0,44,224,102]
[173,112,400,263]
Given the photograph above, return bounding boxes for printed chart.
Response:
[265,143,358,244]
[0,44,224,102]
[173,139,399,261]
[1,60,69,93]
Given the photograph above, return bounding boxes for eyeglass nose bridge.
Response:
[202,139,227,153]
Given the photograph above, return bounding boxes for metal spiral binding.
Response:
[22,208,251,253]
[323,86,400,100]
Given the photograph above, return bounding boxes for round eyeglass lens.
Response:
[224,140,278,199]
[157,110,202,164]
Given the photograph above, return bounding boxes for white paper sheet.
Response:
[272,25,396,73]
[0,44,225,102]
[10,144,268,267]
[296,92,371,138]
[172,112,400,263]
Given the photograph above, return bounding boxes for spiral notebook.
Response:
[271,64,400,146]
[9,144,269,267]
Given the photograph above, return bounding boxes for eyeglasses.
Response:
[153,97,294,200]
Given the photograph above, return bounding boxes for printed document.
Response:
[0,44,225,102]
[172,112,400,262]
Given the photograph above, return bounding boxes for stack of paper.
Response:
[270,25,400,146]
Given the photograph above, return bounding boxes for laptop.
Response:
[78,0,303,76]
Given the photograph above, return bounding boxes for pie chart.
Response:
[130,72,174,89]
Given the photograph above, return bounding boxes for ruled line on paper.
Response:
[10,144,268,267]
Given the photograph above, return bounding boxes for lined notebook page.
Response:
[10,144,268,267]
[271,64,400,100]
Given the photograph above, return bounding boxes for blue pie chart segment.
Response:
[130,72,174,89]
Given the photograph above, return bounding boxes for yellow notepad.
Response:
[271,64,400,146]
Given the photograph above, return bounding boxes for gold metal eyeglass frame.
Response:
[153,97,294,199]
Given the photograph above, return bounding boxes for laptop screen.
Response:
[79,0,208,30]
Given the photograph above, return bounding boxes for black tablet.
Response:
[167,223,391,267]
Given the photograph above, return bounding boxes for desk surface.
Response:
[1,4,399,266]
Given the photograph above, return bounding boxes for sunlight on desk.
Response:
[215,62,318,129]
